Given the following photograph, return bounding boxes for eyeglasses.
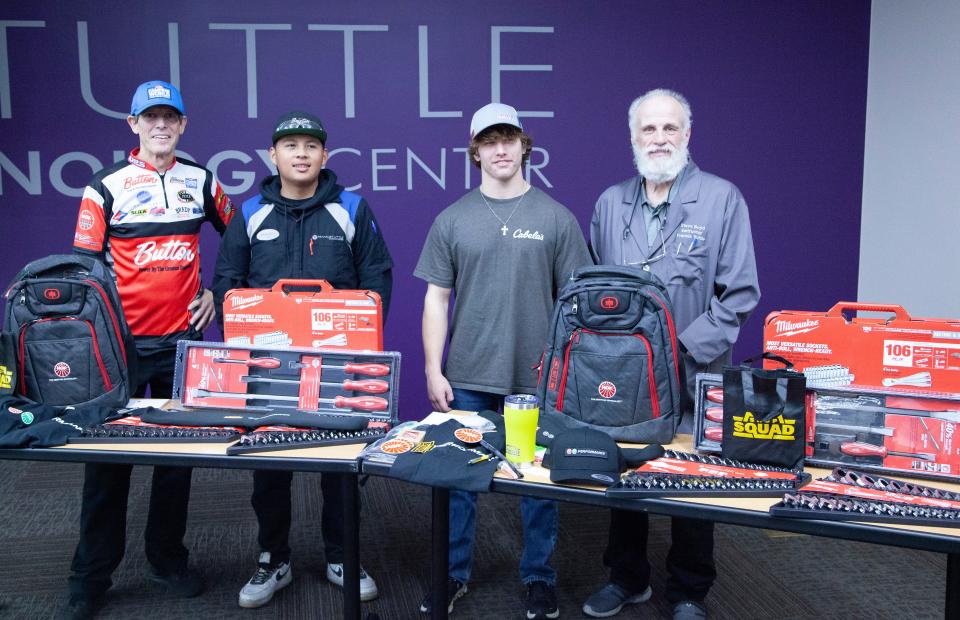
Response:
[621,212,667,272]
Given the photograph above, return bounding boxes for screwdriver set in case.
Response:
[172,340,400,428]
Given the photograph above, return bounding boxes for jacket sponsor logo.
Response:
[774,319,820,337]
[20,411,34,425]
[600,296,619,310]
[257,229,280,241]
[513,229,544,240]
[78,210,95,230]
[732,411,796,441]
[43,288,61,301]
[123,174,154,189]
[0,366,12,390]
[133,240,196,266]
[186,178,198,189]
[169,176,185,185]
[590,473,615,483]
[598,381,617,399]
[229,293,264,310]
[177,190,194,203]
[149,205,165,215]
[54,362,71,378]
[136,190,152,204]
[311,234,345,242]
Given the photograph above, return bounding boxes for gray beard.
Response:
[634,142,689,184]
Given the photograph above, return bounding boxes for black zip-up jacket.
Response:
[212,170,393,324]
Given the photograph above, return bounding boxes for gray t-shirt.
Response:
[415,187,591,394]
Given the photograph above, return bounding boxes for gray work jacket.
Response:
[589,161,761,382]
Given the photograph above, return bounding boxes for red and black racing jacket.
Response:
[73,148,234,350]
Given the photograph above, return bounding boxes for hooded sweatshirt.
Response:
[212,170,393,321]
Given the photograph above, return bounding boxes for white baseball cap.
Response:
[470,103,523,138]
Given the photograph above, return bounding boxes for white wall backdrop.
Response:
[860,0,960,317]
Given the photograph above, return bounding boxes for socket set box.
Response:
[172,341,400,428]
[222,279,383,350]
[806,386,960,482]
[763,302,960,393]
[693,373,724,453]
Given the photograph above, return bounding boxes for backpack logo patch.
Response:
[598,381,617,399]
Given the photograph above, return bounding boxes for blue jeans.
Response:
[447,388,558,586]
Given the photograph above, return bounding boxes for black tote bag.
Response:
[721,353,806,468]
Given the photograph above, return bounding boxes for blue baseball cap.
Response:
[130,80,185,116]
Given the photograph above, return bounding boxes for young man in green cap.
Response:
[213,111,393,609]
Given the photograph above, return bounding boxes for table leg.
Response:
[431,486,450,620]
[342,473,361,620]
[947,552,960,619]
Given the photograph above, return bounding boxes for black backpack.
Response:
[3,254,135,408]
[536,265,682,443]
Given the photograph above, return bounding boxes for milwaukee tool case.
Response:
[763,302,960,394]
[223,279,383,350]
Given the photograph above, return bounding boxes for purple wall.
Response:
[0,1,871,420]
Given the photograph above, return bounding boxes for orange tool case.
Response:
[223,279,383,351]
[763,302,960,394]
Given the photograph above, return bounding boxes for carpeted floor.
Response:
[0,459,947,619]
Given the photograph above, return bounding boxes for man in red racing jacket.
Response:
[67,80,234,620]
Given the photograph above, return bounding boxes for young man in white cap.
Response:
[213,110,392,609]
[67,80,235,619]
[415,103,590,618]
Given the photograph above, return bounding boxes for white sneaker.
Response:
[238,552,292,608]
[326,563,379,602]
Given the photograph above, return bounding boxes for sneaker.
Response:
[672,600,707,620]
[62,595,104,620]
[582,583,652,618]
[238,552,292,608]
[419,576,468,615]
[147,566,204,598]
[524,581,559,619]
[326,563,379,602]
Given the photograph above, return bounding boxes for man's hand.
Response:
[188,288,215,332]
[426,371,454,413]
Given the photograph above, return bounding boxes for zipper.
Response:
[555,328,660,418]
[555,329,581,411]
[646,291,680,387]
[19,317,113,393]
[82,278,127,362]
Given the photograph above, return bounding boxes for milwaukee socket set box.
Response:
[223,279,383,350]
[806,386,960,482]
[172,340,400,425]
[764,302,960,394]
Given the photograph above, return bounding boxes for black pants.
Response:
[604,509,716,604]
[68,348,193,599]
[252,470,347,565]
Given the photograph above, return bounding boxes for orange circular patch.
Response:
[381,438,414,454]
[454,428,483,444]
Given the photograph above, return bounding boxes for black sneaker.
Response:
[147,566,205,598]
[419,576,467,615]
[525,581,559,619]
[62,595,104,620]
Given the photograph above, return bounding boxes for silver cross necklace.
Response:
[479,184,529,236]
